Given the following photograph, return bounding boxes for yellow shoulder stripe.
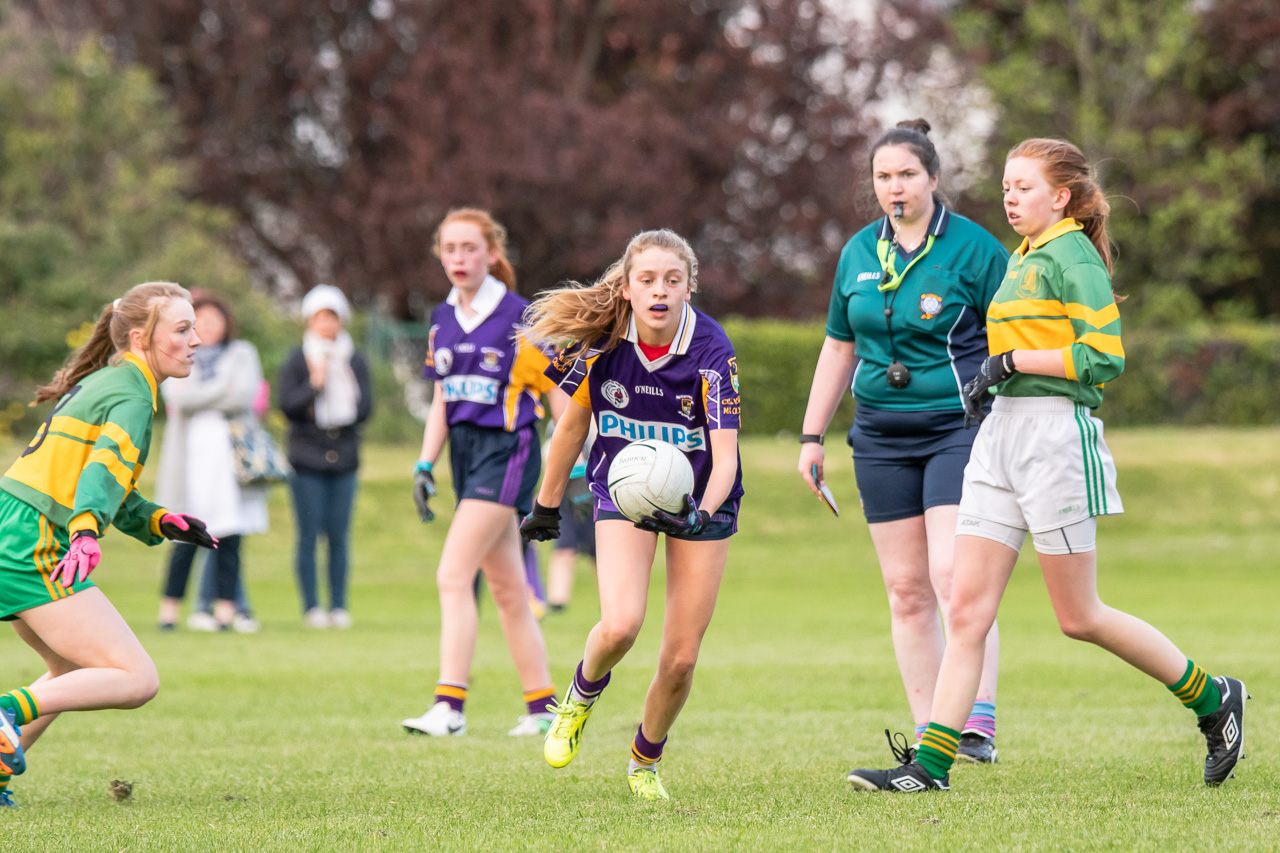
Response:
[1076,332,1125,358]
[100,422,143,465]
[1066,302,1120,329]
[49,416,101,444]
[86,447,135,491]
[987,299,1067,321]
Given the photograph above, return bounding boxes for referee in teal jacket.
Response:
[798,118,1010,769]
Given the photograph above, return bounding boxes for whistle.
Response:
[892,202,904,219]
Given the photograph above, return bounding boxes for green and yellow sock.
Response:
[0,688,39,725]
[915,722,961,780]
[1167,660,1222,717]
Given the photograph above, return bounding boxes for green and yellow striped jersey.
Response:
[986,218,1124,408]
[1,352,168,543]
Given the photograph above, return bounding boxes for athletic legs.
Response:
[639,536,729,743]
[1039,549,1187,684]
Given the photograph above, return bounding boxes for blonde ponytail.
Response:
[34,281,191,404]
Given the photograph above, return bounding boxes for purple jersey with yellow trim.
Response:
[425,279,554,431]
[545,305,744,510]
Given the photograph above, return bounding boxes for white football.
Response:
[607,438,695,523]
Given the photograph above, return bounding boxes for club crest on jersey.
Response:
[480,347,503,372]
[1016,266,1045,299]
[677,395,695,420]
[434,348,453,375]
[601,379,629,408]
[728,356,739,393]
[919,293,942,320]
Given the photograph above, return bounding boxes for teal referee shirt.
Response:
[825,204,1009,412]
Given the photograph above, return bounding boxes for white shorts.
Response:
[958,396,1123,535]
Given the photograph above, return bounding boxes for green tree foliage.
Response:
[949,0,1273,318]
[0,10,292,436]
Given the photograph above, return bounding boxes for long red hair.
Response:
[1008,138,1113,274]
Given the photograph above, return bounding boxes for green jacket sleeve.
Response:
[69,397,157,538]
[975,239,1010,315]
[825,246,856,342]
[1060,263,1125,386]
[113,487,167,545]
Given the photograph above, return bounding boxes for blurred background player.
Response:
[402,208,564,738]
[278,285,374,629]
[0,282,218,806]
[155,290,268,632]
[522,229,744,801]
[848,138,1248,793]
[544,422,598,613]
[798,119,1010,762]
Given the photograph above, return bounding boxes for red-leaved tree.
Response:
[23,0,939,317]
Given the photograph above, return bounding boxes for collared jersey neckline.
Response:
[874,201,951,243]
[1015,217,1084,258]
[623,303,697,372]
[121,351,159,410]
[447,275,507,333]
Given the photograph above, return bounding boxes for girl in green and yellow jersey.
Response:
[0,282,216,806]
[849,138,1247,793]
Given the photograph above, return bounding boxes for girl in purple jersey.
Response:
[521,229,743,801]
[401,209,563,739]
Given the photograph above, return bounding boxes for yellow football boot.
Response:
[543,697,594,768]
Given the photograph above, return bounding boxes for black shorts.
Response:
[594,498,739,542]
[448,423,540,517]
[848,405,978,524]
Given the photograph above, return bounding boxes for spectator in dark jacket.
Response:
[278,285,373,629]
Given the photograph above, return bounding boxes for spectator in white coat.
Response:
[155,291,269,631]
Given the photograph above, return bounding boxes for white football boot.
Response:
[402,701,466,736]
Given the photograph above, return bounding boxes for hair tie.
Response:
[112,298,121,310]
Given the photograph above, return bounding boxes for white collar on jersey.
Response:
[446,275,506,333]
[624,303,697,371]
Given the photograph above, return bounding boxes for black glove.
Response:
[962,383,992,429]
[962,352,1017,429]
[159,513,219,549]
[413,466,437,522]
[636,495,711,537]
[520,501,562,543]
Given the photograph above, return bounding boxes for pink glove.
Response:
[54,531,101,588]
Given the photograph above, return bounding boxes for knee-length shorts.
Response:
[848,406,978,523]
[448,423,540,517]
[958,396,1123,536]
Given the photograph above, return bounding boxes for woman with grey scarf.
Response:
[155,291,268,631]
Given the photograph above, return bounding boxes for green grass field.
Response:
[1,430,1278,851]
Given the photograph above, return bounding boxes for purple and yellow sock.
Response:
[963,701,996,738]
[915,722,961,779]
[569,662,610,705]
[0,689,38,726]
[630,724,666,770]
[524,686,557,716]
[1168,660,1222,717]
[434,681,467,713]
